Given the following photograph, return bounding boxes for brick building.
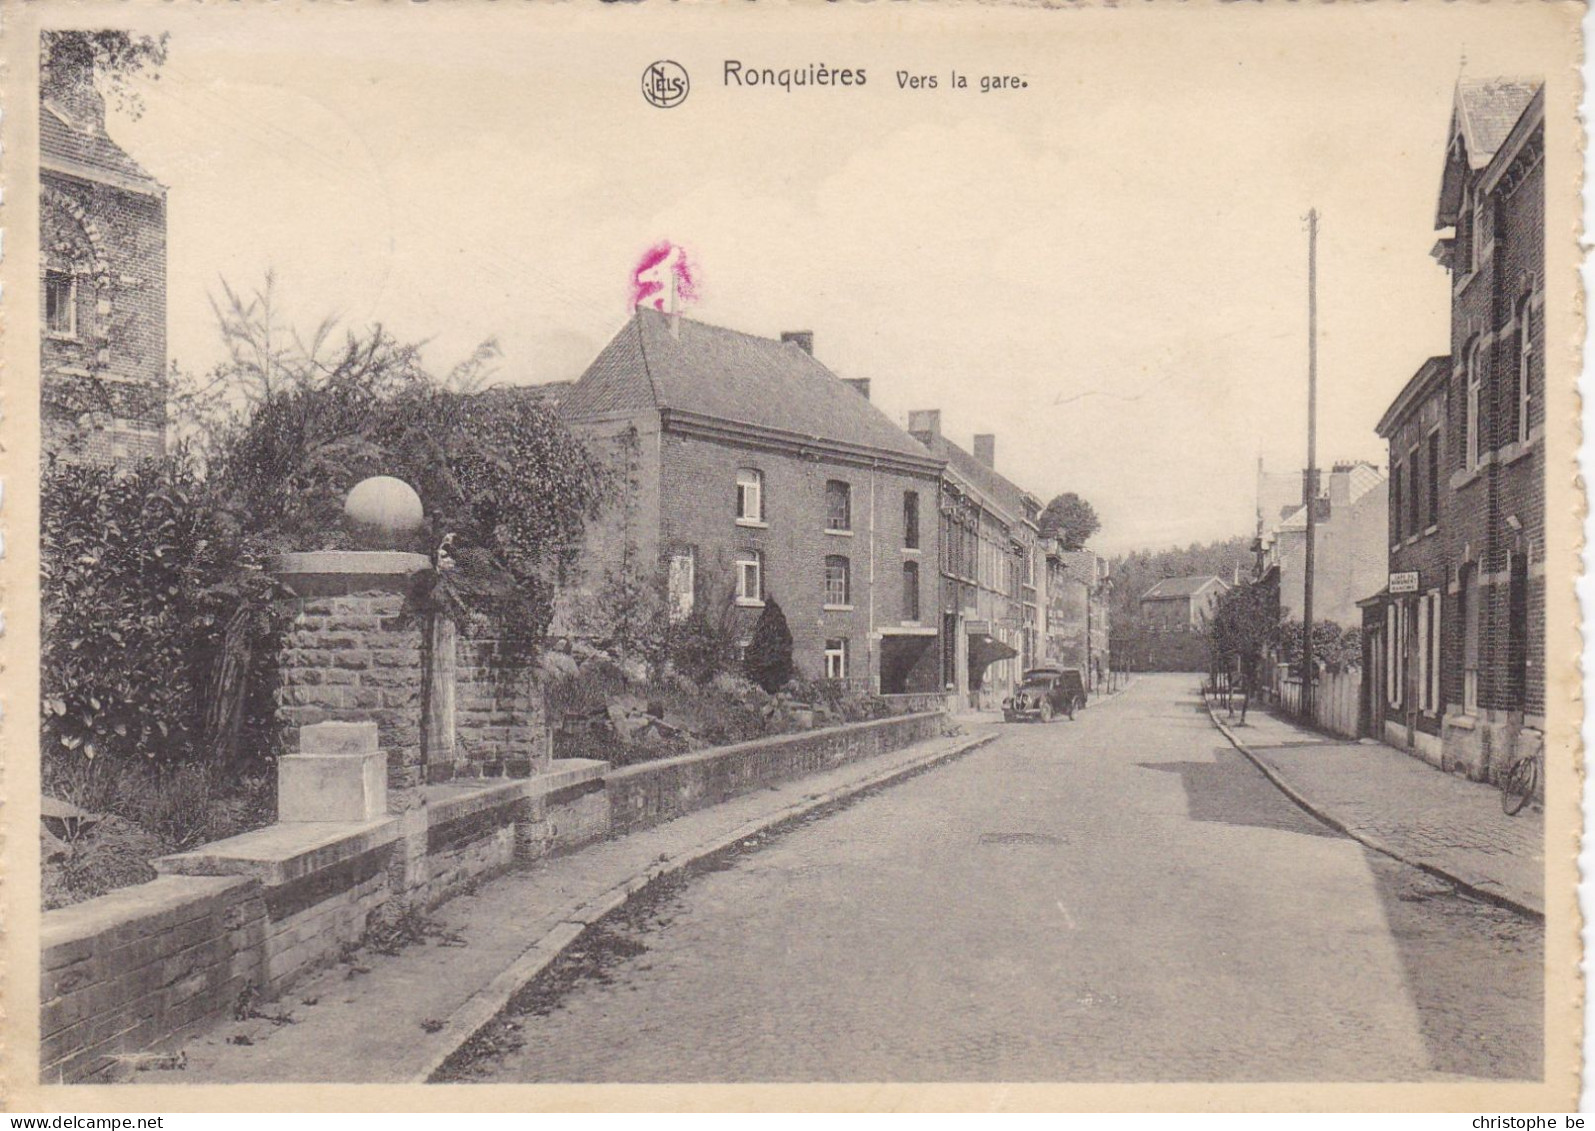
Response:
[1362,78,1544,783]
[40,56,167,466]
[906,411,1040,711]
[1364,356,1453,759]
[559,309,944,694]
[1139,575,1228,632]
[1045,546,1110,688]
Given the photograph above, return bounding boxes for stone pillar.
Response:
[272,551,433,794]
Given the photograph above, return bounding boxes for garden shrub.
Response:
[744,596,794,693]
[41,455,279,779]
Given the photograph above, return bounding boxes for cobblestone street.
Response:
[452,674,1541,1084]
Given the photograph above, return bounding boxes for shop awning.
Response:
[968,633,1018,673]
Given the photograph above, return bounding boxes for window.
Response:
[735,549,763,605]
[668,547,696,622]
[736,469,764,524]
[45,271,76,338]
[1459,186,1476,274]
[1465,338,1484,471]
[902,561,920,622]
[825,480,851,532]
[903,491,920,549]
[824,638,849,680]
[1406,446,1420,538]
[1508,552,1529,710]
[1386,605,1399,709]
[1426,431,1441,529]
[1517,294,1534,445]
[824,555,851,608]
[1427,590,1442,712]
[1461,563,1480,712]
[1390,462,1403,543]
[1422,587,1435,711]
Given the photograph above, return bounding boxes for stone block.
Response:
[300,721,379,756]
[278,749,387,822]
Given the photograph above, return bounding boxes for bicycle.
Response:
[1500,749,1541,816]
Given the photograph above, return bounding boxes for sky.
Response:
[92,3,1571,555]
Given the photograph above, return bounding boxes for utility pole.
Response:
[1302,208,1319,720]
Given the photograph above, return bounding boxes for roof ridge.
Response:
[633,310,663,407]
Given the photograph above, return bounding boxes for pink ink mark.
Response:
[630,240,699,313]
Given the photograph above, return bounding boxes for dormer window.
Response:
[45,270,76,338]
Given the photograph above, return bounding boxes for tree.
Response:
[1204,579,1279,721]
[1039,492,1101,550]
[41,30,168,118]
[744,597,795,693]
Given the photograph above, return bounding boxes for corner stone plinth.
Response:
[279,721,387,822]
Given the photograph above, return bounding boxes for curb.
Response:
[412,727,1000,1082]
[1202,699,1542,921]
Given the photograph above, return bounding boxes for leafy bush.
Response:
[1279,619,1363,674]
[208,340,604,652]
[744,596,794,693]
[41,454,279,773]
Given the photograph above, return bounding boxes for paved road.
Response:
[457,674,1541,1083]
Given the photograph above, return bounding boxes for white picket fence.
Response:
[1274,666,1362,740]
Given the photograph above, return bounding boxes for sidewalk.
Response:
[173,723,998,1084]
[1204,697,1543,918]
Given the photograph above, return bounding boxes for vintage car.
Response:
[1002,666,1087,723]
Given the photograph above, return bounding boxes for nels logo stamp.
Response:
[642,61,689,108]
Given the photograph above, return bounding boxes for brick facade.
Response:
[1366,80,1544,783]
[560,313,944,693]
[41,71,167,466]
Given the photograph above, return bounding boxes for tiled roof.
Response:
[1453,79,1542,169]
[1142,575,1227,601]
[916,432,1029,526]
[561,309,932,460]
[40,104,161,191]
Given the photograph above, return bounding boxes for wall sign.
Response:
[1389,571,1420,594]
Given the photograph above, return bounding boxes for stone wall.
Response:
[448,624,549,783]
[606,711,940,835]
[40,710,944,1081]
[41,760,607,1083]
[41,876,260,1083]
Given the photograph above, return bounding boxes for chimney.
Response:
[41,50,107,134]
[907,409,941,444]
[973,434,996,468]
[843,378,871,400]
[781,331,814,355]
[1300,467,1321,507]
[1328,464,1353,507]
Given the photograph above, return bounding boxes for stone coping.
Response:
[43,875,254,953]
[272,550,430,597]
[602,712,940,782]
[152,816,400,887]
[150,760,614,887]
[270,550,431,575]
[425,760,610,824]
